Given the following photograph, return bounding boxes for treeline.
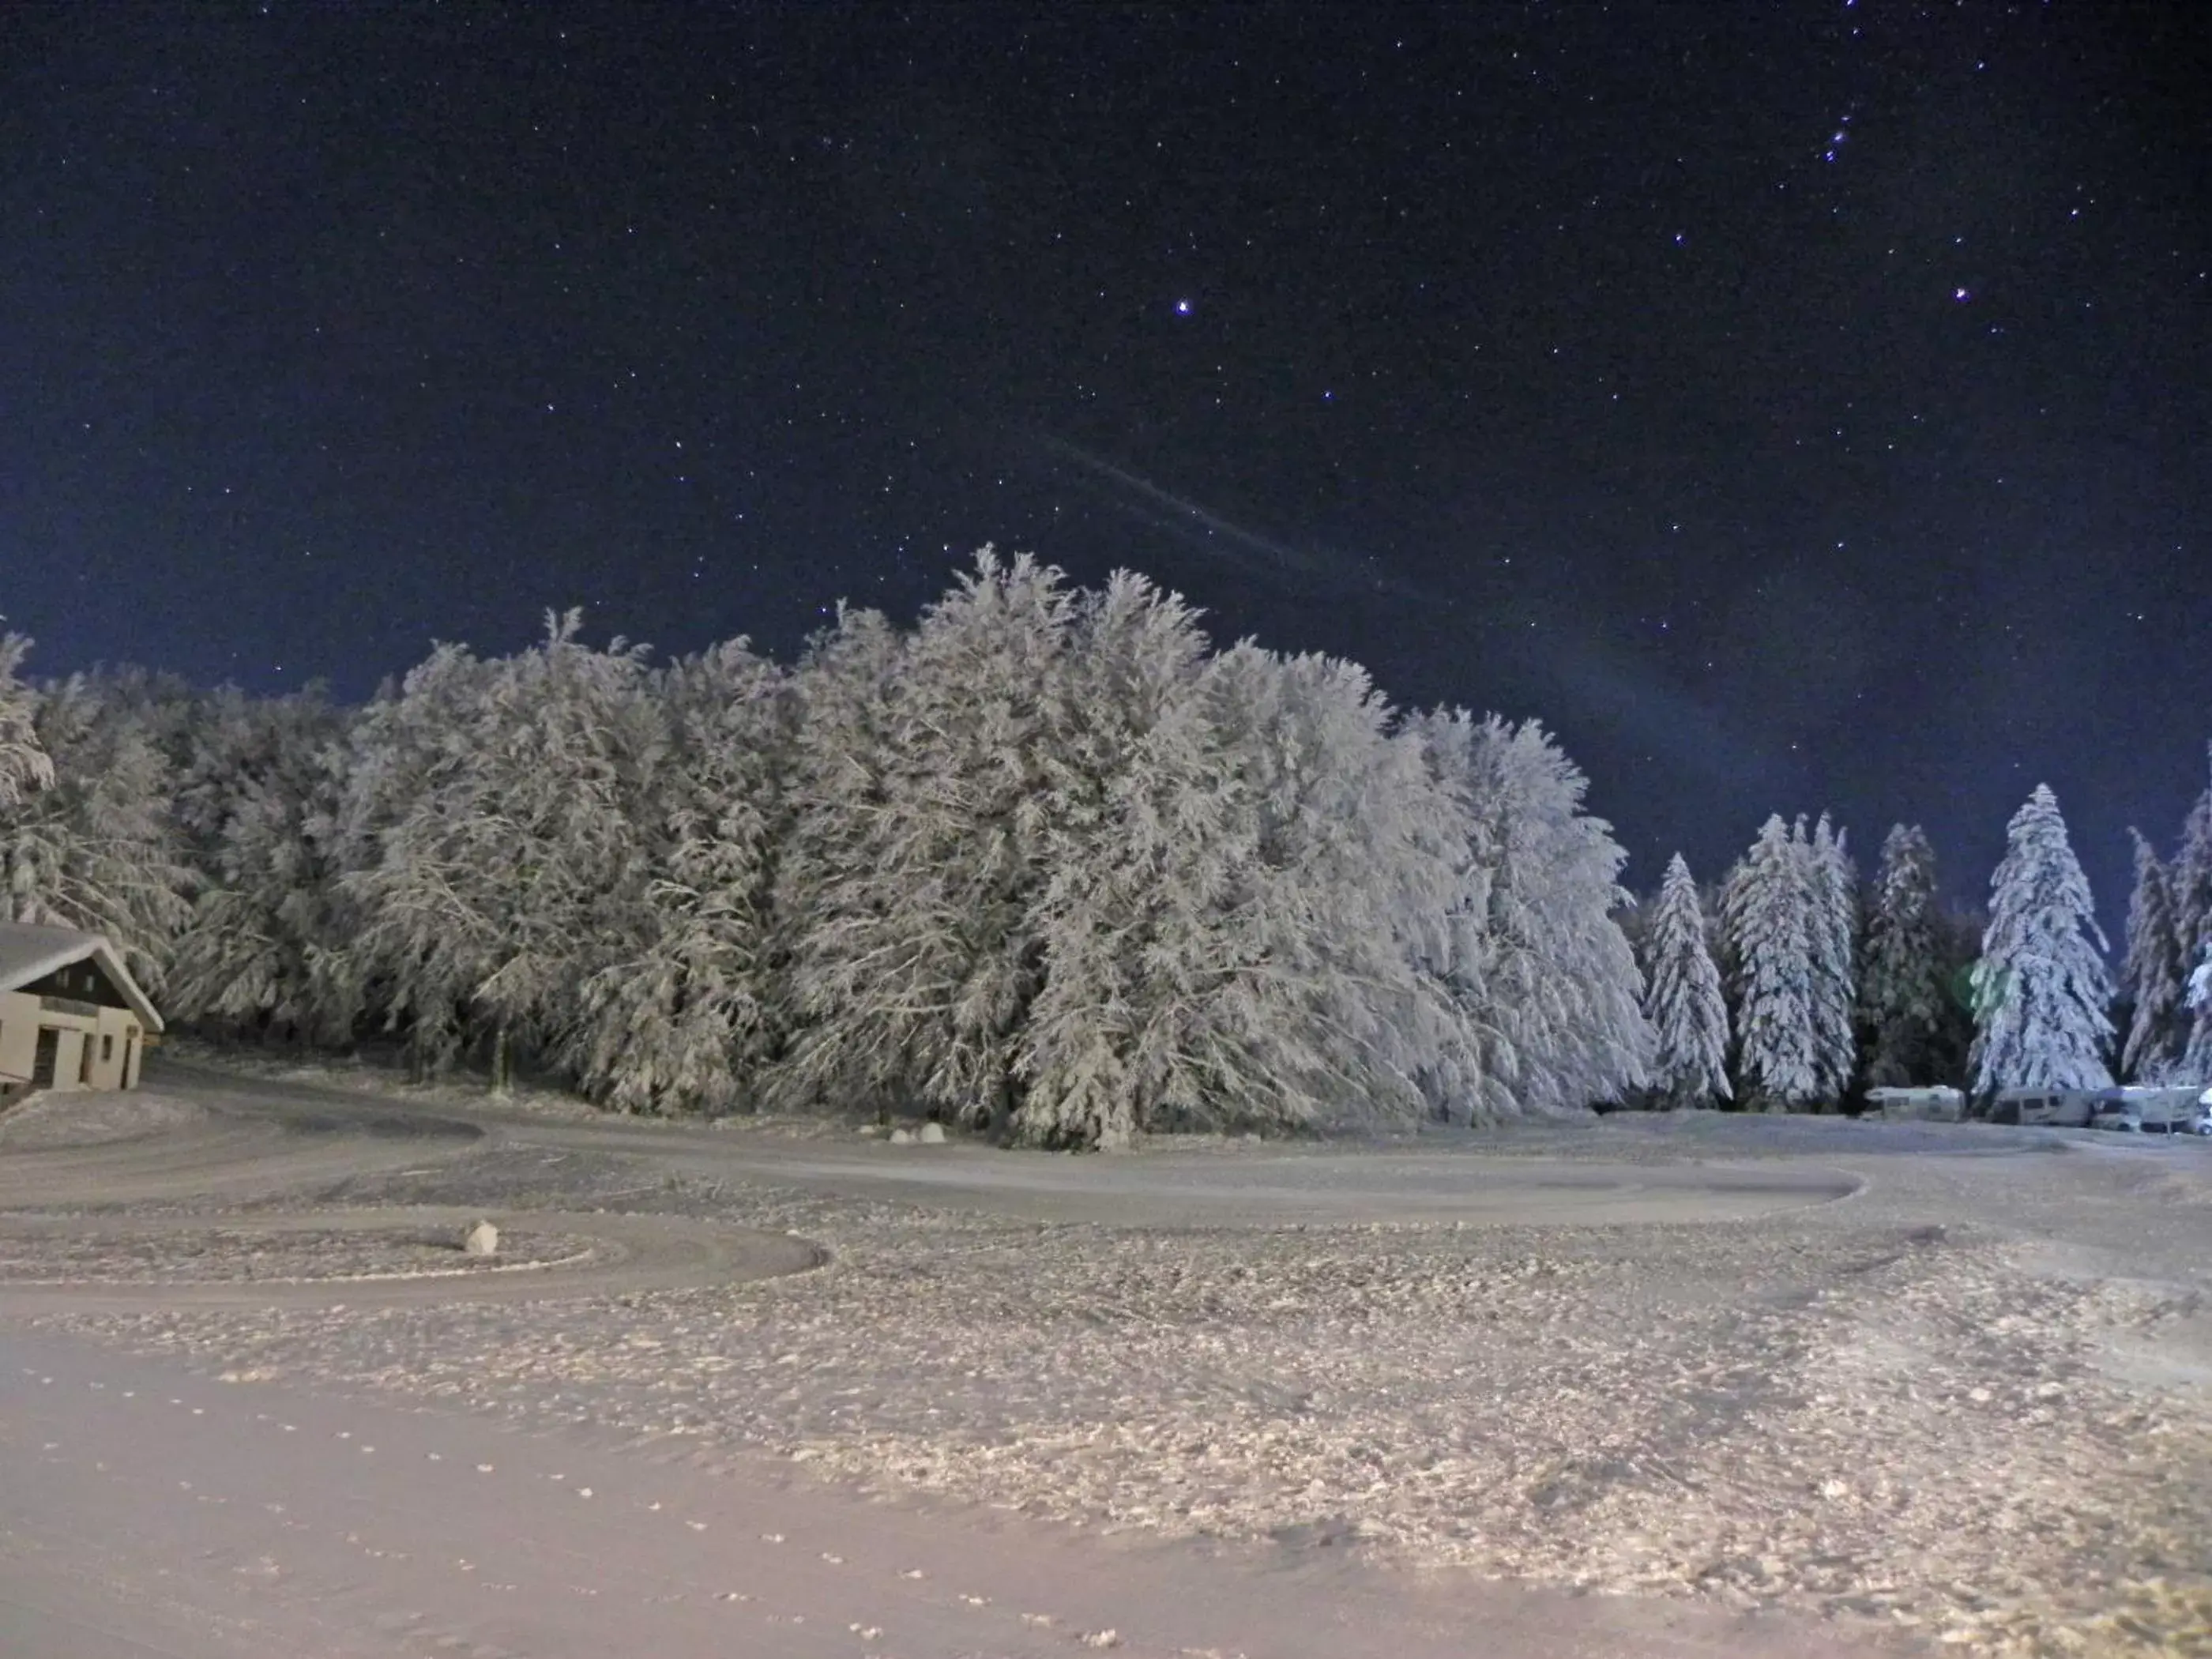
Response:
[3,555,2205,1140]
[0,554,1653,1146]
[1634,788,2146,1112]
[1627,770,2212,1111]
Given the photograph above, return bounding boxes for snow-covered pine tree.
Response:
[2184,945,2212,1082]
[2118,827,2188,1082]
[1640,852,1730,1108]
[1484,716,1653,1115]
[2169,754,2212,975]
[1969,784,2113,1096]
[1026,638,1463,1144]
[0,630,55,809]
[1806,813,1858,1102]
[2158,942,2212,1084]
[1005,569,1227,1147]
[1928,901,1985,1085]
[1609,886,1655,973]
[1407,712,1652,1121]
[165,687,355,1043]
[1721,814,1820,1109]
[773,551,1076,1128]
[1165,646,1420,1130]
[2165,755,2212,1083]
[0,672,193,992]
[759,603,908,1113]
[1856,824,1946,1087]
[341,615,667,1085]
[315,643,500,1055]
[570,638,792,1114]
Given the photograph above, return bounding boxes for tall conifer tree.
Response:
[1642,852,1730,1108]
[572,639,792,1114]
[772,551,1075,1127]
[2118,827,2188,1082]
[1806,813,1859,1100]
[1857,825,1945,1087]
[2167,756,2212,1010]
[1721,815,1820,1109]
[1970,784,2112,1096]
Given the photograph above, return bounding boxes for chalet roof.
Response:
[0,923,164,1032]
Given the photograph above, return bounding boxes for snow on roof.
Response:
[0,922,164,1032]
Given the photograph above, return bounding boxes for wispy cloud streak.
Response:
[1037,433,1429,601]
[1035,432,1773,791]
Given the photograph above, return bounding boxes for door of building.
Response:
[31,1028,58,1088]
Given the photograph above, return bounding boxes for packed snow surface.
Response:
[3,1062,2210,1658]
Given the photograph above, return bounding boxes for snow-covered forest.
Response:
[5,559,2210,1142]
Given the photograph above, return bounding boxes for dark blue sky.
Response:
[3,2,2207,922]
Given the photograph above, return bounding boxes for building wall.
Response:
[0,990,147,1093]
[0,993,34,1088]
[94,1006,143,1089]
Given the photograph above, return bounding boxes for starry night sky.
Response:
[4,3,2207,922]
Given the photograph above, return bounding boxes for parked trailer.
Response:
[1985,1089,2097,1128]
[1865,1086,1966,1123]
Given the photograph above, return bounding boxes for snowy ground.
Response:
[0,1217,596,1285]
[4,1060,2210,1657]
[0,1085,209,1149]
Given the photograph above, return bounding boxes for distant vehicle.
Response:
[1985,1089,2096,1128]
[2189,1096,2212,1137]
[2118,1086,2204,1134]
[1864,1086,1965,1123]
[2087,1094,2142,1132]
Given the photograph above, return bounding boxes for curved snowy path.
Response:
[0,1207,823,1315]
[0,1057,1858,1318]
[6,1057,1861,1231]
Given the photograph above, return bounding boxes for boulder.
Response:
[888,1127,914,1146]
[462,1219,500,1257]
[917,1122,946,1144]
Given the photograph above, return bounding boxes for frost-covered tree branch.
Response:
[0,630,55,810]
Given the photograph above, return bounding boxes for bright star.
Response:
[1953,287,1971,302]
[1174,299,1193,316]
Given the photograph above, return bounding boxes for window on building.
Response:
[103,1034,114,1063]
